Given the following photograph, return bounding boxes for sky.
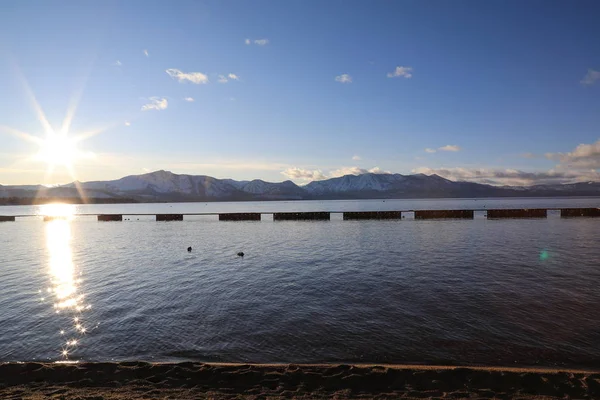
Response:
[0,0,599,186]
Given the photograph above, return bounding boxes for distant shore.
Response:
[1,362,598,399]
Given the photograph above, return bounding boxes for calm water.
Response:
[1,198,599,368]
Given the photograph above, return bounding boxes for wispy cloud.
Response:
[413,166,600,186]
[581,69,600,85]
[184,97,194,102]
[387,66,413,78]
[245,38,269,46]
[113,60,122,66]
[439,144,461,152]
[335,74,352,83]
[217,73,240,83]
[143,49,149,57]
[124,121,131,126]
[425,145,461,153]
[521,152,537,159]
[166,68,209,84]
[352,155,361,161]
[141,97,168,111]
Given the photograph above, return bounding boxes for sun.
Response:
[37,134,79,168]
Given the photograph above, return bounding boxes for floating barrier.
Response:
[343,211,402,220]
[98,214,123,221]
[560,208,600,217]
[0,216,15,222]
[273,212,330,221]
[219,213,261,221]
[415,210,474,219]
[156,214,184,221]
[487,209,547,219]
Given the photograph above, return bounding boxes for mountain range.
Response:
[1,170,600,204]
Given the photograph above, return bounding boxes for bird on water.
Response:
[237,252,244,257]
[187,246,192,252]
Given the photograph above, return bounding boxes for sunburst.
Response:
[0,64,120,202]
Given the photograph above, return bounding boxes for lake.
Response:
[1,197,599,368]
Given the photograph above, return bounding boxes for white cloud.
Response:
[425,148,437,153]
[113,60,122,66]
[329,166,390,177]
[546,139,600,169]
[352,155,361,161]
[335,74,352,83]
[439,144,461,152]
[166,68,209,84]
[184,97,194,102]
[228,73,240,81]
[218,75,228,83]
[387,66,413,78]
[143,49,149,57]
[281,167,327,181]
[245,38,251,45]
[412,166,600,186]
[581,69,600,85]
[124,121,131,126]
[282,165,390,182]
[521,152,536,159]
[141,97,168,111]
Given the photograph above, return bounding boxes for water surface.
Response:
[1,198,599,368]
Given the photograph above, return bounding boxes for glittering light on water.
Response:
[44,218,93,361]
[540,250,550,261]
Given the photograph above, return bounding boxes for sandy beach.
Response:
[1,362,599,399]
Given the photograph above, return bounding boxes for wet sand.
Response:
[1,362,599,399]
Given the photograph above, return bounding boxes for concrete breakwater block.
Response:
[415,210,474,219]
[343,211,402,220]
[273,212,330,221]
[487,209,547,219]
[219,213,261,221]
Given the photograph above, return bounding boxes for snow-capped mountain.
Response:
[2,170,600,204]
[65,171,306,200]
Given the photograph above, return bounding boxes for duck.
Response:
[187,246,192,252]
[237,252,244,257]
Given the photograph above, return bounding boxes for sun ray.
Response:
[72,119,127,143]
[59,56,95,136]
[11,62,55,137]
[69,168,89,204]
[0,125,45,145]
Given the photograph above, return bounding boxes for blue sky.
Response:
[0,0,599,186]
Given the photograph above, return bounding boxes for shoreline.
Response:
[1,362,599,399]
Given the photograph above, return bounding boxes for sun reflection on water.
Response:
[45,218,92,361]
[40,203,75,222]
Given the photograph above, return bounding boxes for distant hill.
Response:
[2,170,600,204]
